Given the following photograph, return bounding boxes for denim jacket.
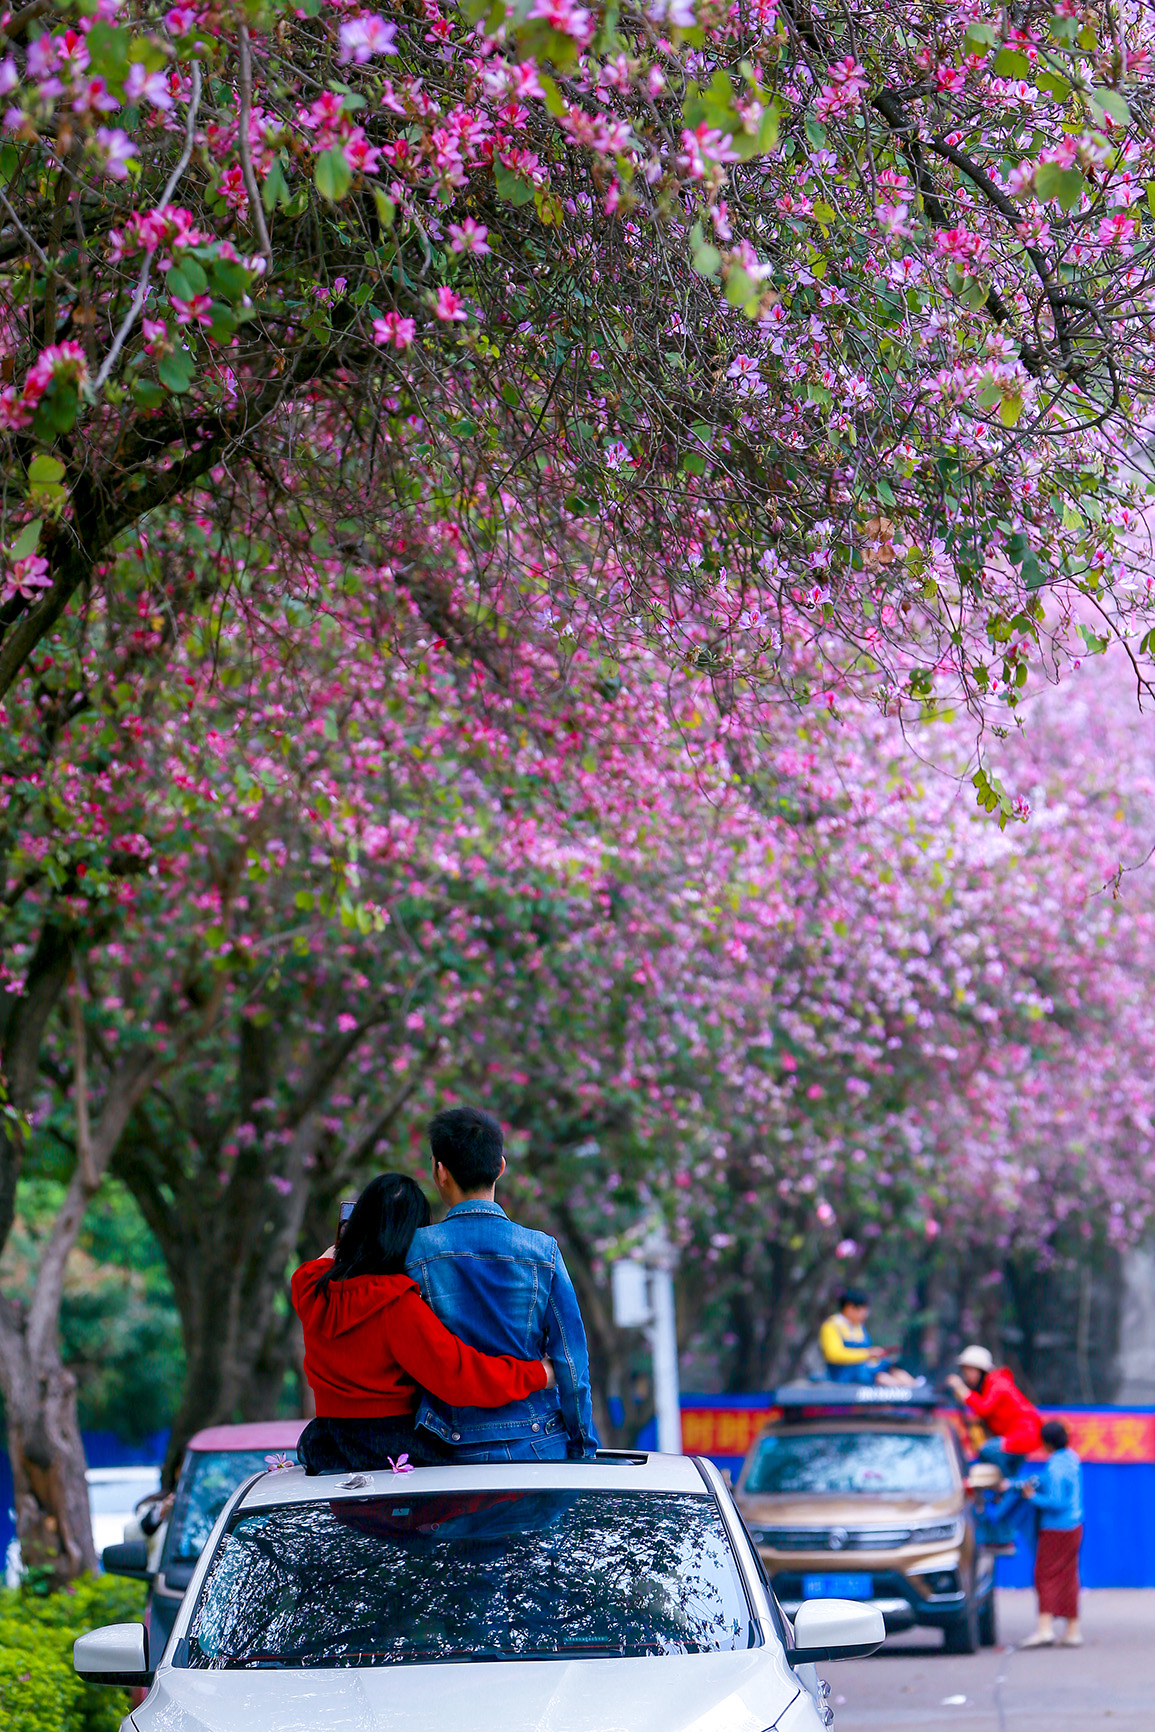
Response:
[405,1200,599,1458]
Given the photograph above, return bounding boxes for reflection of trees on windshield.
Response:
[166,1452,274,1563]
[746,1433,952,1496]
[185,1491,756,1668]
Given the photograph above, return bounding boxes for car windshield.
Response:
[165,1451,276,1564]
[745,1431,953,1495]
[181,1489,757,1667]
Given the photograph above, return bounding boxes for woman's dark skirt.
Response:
[1035,1524,1082,1619]
[297,1415,449,1475]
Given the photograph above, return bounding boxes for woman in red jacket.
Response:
[292,1173,553,1473]
[946,1344,1043,1474]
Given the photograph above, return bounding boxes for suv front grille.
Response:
[752,1524,953,1551]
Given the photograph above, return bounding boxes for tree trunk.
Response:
[0,1039,160,1582]
[0,1295,97,1583]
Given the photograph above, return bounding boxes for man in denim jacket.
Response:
[406,1105,599,1461]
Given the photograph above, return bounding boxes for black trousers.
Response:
[297,1415,449,1475]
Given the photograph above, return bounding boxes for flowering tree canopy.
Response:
[3,0,1155,724]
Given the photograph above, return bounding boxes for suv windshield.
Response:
[746,1431,953,1496]
[182,1489,756,1667]
[165,1451,276,1566]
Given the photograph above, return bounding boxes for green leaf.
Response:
[998,392,1024,427]
[167,258,208,299]
[724,266,756,306]
[962,20,998,47]
[132,379,165,409]
[681,452,707,476]
[373,187,396,230]
[1034,162,1086,211]
[9,517,42,560]
[993,47,1031,77]
[811,200,836,226]
[494,161,535,207]
[208,257,250,302]
[804,115,827,150]
[1036,70,1071,103]
[158,344,195,394]
[692,243,722,279]
[27,453,66,513]
[261,157,290,215]
[1091,86,1131,126]
[314,147,353,203]
[537,72,567,118]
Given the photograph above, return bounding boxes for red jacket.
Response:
[965,1367,1043,1456]
[291,1258,548,1419]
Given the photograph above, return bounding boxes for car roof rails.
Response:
[591,1448,650,1464]
[771,1381,941,1415]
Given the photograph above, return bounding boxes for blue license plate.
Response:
[802,1573,873,1600]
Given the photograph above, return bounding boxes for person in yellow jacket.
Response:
[820,1289,916,1387]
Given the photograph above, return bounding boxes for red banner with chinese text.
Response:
[678,1403,1155,1465]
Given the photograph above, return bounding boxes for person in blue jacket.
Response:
[406,1105,599,1462]
[1009,1420,1084,1648]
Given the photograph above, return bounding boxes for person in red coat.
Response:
[292,1172,554,1473]
[946,1344,1043,1475]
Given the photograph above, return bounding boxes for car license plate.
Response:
[802,1573,873,1600]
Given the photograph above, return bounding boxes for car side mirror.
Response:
[73,1622,153,1687]
[786,1598,886,1665]
[101,1540,151,1580]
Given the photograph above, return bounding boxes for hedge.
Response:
[0,1575,147,1732]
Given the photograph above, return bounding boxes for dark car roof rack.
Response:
[770,1381,941,1416]
[591,1448,650,1464]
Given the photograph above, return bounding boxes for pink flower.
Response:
[170,292,213,327]
[448,217,490,256]
[270,1175,293,1197]
[604,440,631,470]
[0,56,18,96]
[336,1012,358,1032]
[124,64,174,110]
[72,77,119,116]
[528,0,594,42]
[338,13,398,64]
[434,286,467,322]
[834,1238,859,1259]
[388,1454,415,1474]
[264,1453,294,1472]
[816,1200,836,1226]
[94,127,138,180]
[165,6,198,34]
[372,311,416,350]
[3,554,52,605]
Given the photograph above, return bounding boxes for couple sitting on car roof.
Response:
[291,1105,599,1473]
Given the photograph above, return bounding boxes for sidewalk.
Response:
[831,1589,1154,1730]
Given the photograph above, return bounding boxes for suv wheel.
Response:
[978,1590,997,1648]
[942,1588,980,1655]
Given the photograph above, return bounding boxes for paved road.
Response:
[829,1590,1152,1730]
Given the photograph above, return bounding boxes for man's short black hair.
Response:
[429,1105,504,1192]
[839,1287,869,1309]
[1040,1419,1069,1452]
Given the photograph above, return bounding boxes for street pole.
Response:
[644,1221,682,1455]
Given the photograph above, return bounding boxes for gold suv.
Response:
[734,1385,996,1653]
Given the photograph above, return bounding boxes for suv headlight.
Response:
[913,1520,962,1545]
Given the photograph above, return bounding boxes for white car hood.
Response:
[139,1649,804,1732]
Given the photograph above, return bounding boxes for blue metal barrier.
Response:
[638,1395,1155,1589]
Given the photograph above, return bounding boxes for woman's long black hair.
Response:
[315,1173,431,1297]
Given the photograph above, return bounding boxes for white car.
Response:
[74,1451,883,1732]
[86,1466,163,1558]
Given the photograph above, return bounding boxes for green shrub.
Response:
[0,1575,147,1732]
